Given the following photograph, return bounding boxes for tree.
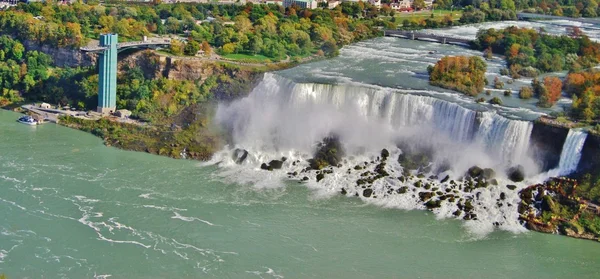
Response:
[169,39,184,56]
[542,76,563,107]
[98,15,115,33]
[413,0,426,10]
[222,43,236,55]
[184,40,201,56]
[321,40,339,58]
[201,41,212,56]
[519,86,533,99]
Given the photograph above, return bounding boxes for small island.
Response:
[427,55,487,96]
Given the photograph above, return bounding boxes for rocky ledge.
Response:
[519,177,600,241]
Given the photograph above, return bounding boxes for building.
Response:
[265,0,283,5]
[283,0,317,9]
[390,0,412,11]
[327,0,340,9]
[97,34,118,115]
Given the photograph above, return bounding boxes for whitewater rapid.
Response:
[208,73,552,236]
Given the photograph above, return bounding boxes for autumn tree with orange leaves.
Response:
[428,56,487,96]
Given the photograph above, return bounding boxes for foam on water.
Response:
[210,73,543,235]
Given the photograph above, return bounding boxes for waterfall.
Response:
[549,129,588,177]
[475,112,534,165]
[217,73,534,167]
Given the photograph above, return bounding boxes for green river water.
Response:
[1,109,600,278]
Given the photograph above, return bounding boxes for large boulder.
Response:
[312,136,344,169]
[483,168,496,180]
[232,148,249,164]
[363,189,373,198]
[381,149,390,159]
[268,160,284,169]
[507,165,525,182]
[467,166,483,178]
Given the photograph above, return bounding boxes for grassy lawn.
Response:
[221,53,273,63]
[395,10,463,20]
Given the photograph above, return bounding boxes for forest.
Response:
[0,2,383,60]
[564,70,600,122]
[475,26,600,77]
[427,56,487,96]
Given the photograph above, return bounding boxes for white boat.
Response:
[17,115,39,126]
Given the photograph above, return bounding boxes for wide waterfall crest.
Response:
[217,73,534,169]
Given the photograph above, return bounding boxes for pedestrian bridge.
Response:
[384,30,472,46]
[80,39,172,53]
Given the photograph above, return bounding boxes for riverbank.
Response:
[519,177,600,241]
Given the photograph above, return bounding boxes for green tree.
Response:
[413,0,426,10]
[184,40,201,56]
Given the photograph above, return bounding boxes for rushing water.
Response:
[2,20,600,277]
[548,129,589,177]
[2,110,600,278]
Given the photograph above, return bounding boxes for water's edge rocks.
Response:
[518,177,600,242]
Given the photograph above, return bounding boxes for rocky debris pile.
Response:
[519,177,600,241]
[261,141,522,228]
[260,157,287,171]
[307,136,344,171]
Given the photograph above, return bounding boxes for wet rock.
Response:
[440,175,450,183]
[398,176,406,183]
[482,168,496,180]
[316,173,325,182]
[490,179,498,186]
[506,184,517,190]
[425,199,441,209]
[453,210,462,217]
[363,189,373,198]
[268,160,284,170]
[467,166,483,178]
[281,157,287,162]
[341,188,347,195]
[232,149,249,164]
[260,163,271,171]
[541,195,557,213]
[500,192,506,200]
[418,191,434,201]
[507,165,525,182]
[464,200,474,212]
[313,136,344,167]
[518,202,528,215]
[302,176,309,181]
[397,186,408,194]
[354,165,363,170]
[381,149,390,159]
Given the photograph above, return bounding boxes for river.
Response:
[3,20,600,278]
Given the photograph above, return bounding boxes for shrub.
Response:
[519,86,533,99]
[489,97,503,105]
